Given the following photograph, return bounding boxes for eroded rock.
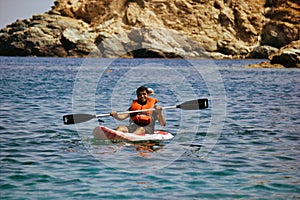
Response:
[270,40,300,68]
[0,0,299,60]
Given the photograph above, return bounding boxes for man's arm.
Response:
[155,106,166,126]
[110,111,129,120]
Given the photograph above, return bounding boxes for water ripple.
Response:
[0,57,299,199]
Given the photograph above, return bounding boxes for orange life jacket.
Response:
[130,98,158,126]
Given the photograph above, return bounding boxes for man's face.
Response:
[137,90,148,104]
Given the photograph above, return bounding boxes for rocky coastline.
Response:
[0,0,299,68]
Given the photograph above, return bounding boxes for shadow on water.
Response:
[89,137,167,158]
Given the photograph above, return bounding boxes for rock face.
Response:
[247,40,300,68]
[247,0,300,68]
[270,40,300,68]
[0,0,299,60]
[0,15,99,57]
[261,0,300,48]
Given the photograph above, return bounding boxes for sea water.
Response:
[0,57,299,199]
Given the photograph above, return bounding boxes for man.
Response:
[110,86,166,135]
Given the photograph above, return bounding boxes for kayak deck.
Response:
[93,126,174,142]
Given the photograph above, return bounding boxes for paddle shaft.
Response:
[63,98,208,124]
[96,106,177,118]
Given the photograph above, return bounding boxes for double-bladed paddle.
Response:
[63,98,208,125]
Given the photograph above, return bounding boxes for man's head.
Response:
[136,86,149,104]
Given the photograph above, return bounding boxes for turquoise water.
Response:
[0,57,299,199]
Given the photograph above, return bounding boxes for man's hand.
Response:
[155,105,163,113]
[110,111,117,118]
[110,111,129,120]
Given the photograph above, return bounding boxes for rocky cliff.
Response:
[0,0,299,62]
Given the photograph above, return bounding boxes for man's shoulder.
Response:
[149,97,158,103]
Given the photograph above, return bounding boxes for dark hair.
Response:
[136,86,148,95]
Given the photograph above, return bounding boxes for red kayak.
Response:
[93,126,174,142]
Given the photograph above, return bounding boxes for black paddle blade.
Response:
[177,98,208,110]
[63,114,96,124]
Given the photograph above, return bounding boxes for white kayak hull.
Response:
[93,126,174,142]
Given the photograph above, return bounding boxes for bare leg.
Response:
[133,127,146,135]
[116,125,129,133]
